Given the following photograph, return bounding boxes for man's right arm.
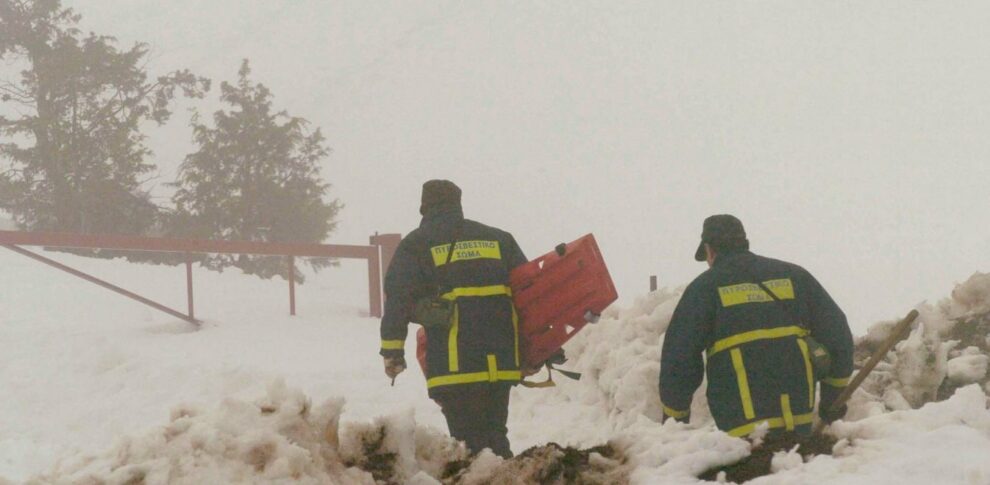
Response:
[659,278,714,423]
[380,239,422,360]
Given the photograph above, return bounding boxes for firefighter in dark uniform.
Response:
[659,215,854,437]
[379,180,527,458]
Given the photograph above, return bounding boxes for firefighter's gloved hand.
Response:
[819,403,847,424]
[547,349,567,366]
[818,382,847,424]
[384,356,406,379]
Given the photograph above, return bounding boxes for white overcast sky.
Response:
[61,1,990,332]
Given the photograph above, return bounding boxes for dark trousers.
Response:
[435,384,513,458]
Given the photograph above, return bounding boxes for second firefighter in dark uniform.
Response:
[659,215,854,437]
[379,180,527,458]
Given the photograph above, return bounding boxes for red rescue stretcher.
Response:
[415,233,618,377]
[512,233,618,368]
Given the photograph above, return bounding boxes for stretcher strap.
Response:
[520,362,582,388]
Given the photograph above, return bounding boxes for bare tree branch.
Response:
[79,80,162,136]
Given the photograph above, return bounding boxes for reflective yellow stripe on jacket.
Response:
[441,285,512,300]
[727,411,815,437]
[707,326,809,356]
[427,352,521,389]
[708,325,815,432]
[434,285,518,386]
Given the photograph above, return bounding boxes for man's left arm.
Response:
[379,239,422,375]
[802,270,854,422]
[659,279,715,423]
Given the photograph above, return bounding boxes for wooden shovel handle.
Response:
[814,309,920,434]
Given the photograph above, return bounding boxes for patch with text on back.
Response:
[718,278,795,307]
[431,240,502,266]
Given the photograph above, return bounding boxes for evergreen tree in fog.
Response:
[170,60,341,281]
[0,0,209,234]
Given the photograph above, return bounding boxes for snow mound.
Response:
[26,379,631,484]
[29,380,379,484]
[855,271,990,412]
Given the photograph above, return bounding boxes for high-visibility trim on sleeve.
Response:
[662,403,689,419]
[381,340,405,350]
[796,338,816,408]
[823,376,851,387]
[708,326,809,356]
[731,348,756,420]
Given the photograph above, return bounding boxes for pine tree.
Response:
[0,0,209,235]
[170,60,341,281]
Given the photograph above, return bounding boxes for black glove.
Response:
[819,383,847,424]
[547,349,567,366]
[819,403,847,424]
[384,356,406,379]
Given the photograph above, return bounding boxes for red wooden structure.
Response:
[0,230,401,324]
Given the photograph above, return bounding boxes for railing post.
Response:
[288,255,296,316]
[368,233,400,319]
[186,253,195,320]
[368,249,383,318]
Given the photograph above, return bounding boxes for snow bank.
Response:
[26,379,634,485]
[855,271,990,412]
[29,380,463,484]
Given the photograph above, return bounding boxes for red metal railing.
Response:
[0,230,401,323]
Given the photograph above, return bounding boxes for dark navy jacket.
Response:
[379,205,527,398]
[659,250,853,437]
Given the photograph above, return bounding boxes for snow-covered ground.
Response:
[2,249,990,483]
[0,216,15,231]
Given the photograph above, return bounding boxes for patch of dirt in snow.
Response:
[445,442,630,485]
[697,433,837,483]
